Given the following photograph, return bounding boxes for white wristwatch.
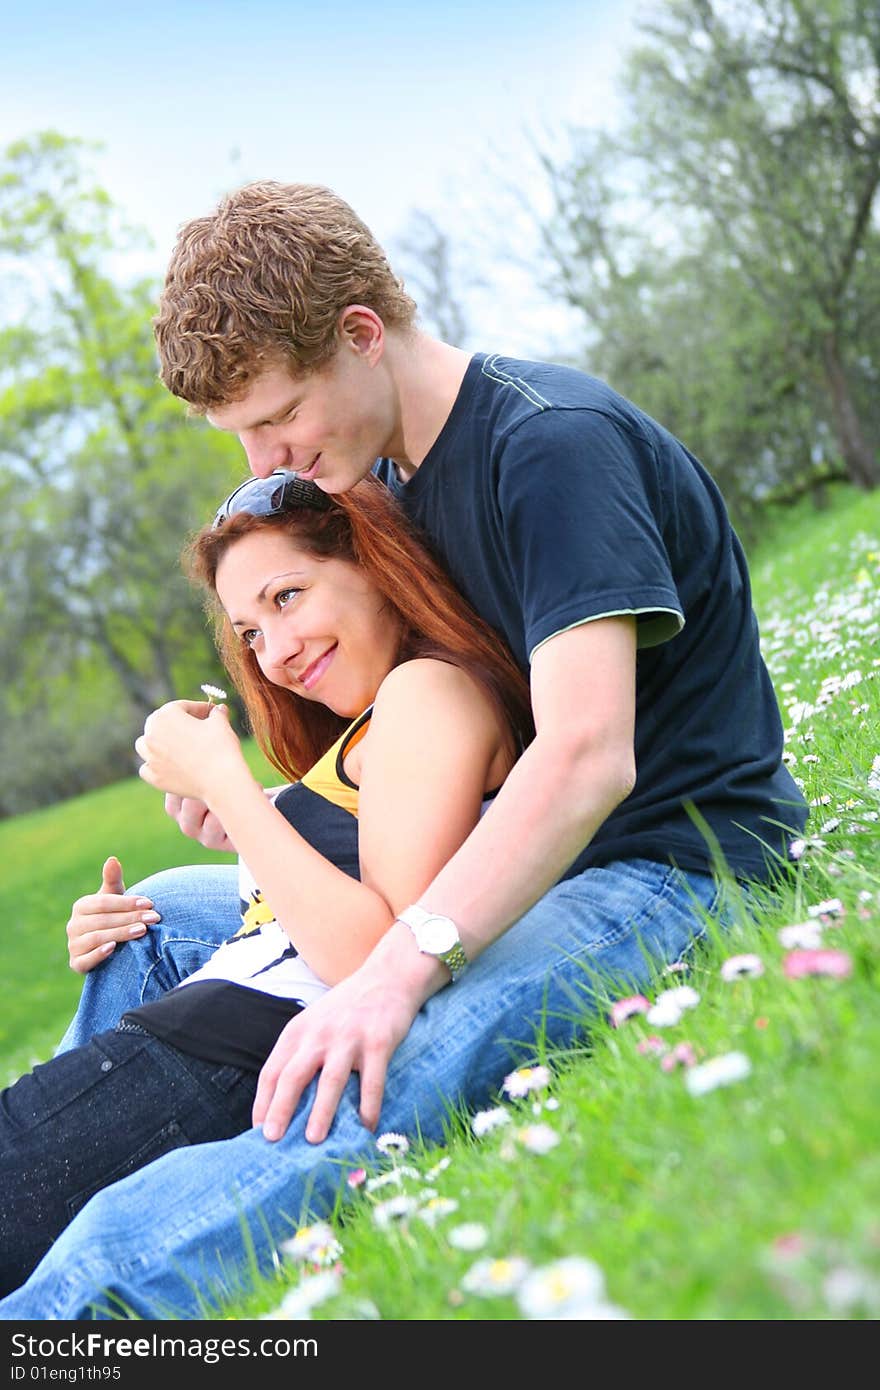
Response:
[397,905,469,982]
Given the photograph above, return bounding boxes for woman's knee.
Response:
[130,863,238,913]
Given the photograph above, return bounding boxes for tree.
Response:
[394,210,474,346]
[0,133,242,814]
[534,0,879,519]
[626,0,880,489]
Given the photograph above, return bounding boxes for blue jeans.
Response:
[1,857,734,1320]
[55,865,241,1054]
[0,1024,256,1298]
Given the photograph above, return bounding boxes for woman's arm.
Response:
[356,658,511,914]
[135,662,508,985]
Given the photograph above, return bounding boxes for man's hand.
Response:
[252,964,422,1144]
[66,856,161,973]
[164,793,238,853]
[164,781,290,853]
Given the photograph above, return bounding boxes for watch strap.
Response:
[437,938,468,982]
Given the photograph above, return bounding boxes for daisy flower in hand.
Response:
[200,684,228,705]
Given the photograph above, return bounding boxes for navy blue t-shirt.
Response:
[375,351,807,882]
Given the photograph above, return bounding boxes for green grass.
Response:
[2,485,879,1320]
[0,738,276,1082]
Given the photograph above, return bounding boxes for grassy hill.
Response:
[0,738,276,1081]
[1,484,879,1319]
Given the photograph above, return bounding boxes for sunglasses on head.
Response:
[212,471,333,529]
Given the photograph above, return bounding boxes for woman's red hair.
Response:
[186,474,533,781]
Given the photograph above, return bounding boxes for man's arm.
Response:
[253,615,637,1142]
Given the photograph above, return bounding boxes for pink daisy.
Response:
[609,995,651,1028]
[661,1042,697,1072]
[783,948,853,980]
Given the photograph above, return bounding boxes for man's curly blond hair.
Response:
[154,181,418,411]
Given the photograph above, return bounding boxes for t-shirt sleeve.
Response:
[496,408,684,660]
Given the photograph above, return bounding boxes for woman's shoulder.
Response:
[362,658,512,793]
[369,658,507,755]
[373,656,492,715]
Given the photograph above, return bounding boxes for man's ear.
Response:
[337,305,385,363]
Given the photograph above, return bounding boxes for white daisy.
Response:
[461,1256,531,1297]
[372,1195,419,1228]
[471,1107,511,1138]
[516,1123,560,1155]
[502,1065,551,1098]
[516,1256,606,1319]
[778,921,824,950]
[424,1156,452,1181]
[719,954,764,981]
[277,1269,342,1318]
[662,985,701,1010]
[647,984,701,1026]
[200,683,227,703]
[685,1051,752,1097]
[448,1222,489,1251]
[417,1197,459,1226]
[365,1166,420,1192]
[375,1131,410,1156]
[806,898,845,918]
[823,1265,880,1313]
[819,817,841,835]
[279,1221,342,1266]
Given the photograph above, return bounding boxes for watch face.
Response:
[418,916,458,954]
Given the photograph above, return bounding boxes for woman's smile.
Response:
[298,643,337,691]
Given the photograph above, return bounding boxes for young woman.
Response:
[0,469,531,1297]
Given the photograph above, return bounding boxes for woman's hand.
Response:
[66,856,161,974]
[135,700,246,803]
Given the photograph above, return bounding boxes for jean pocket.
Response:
[0,1035,140,1136]
[66,1117,192,1221]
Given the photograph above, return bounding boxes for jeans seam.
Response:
[139,935,233,1004]
[115,1019,151,1036]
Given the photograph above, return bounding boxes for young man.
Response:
[0,182,806,1320]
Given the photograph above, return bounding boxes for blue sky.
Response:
[1,0,643,352]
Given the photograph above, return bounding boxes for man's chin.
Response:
[316,464,375,496]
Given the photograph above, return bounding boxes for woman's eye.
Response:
[276,588,301,608]
[242,628,260,647]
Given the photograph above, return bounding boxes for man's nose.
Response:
[240,430,287,479]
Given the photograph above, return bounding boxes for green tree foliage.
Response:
[537,0,879,527]
[0,133,243,815]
